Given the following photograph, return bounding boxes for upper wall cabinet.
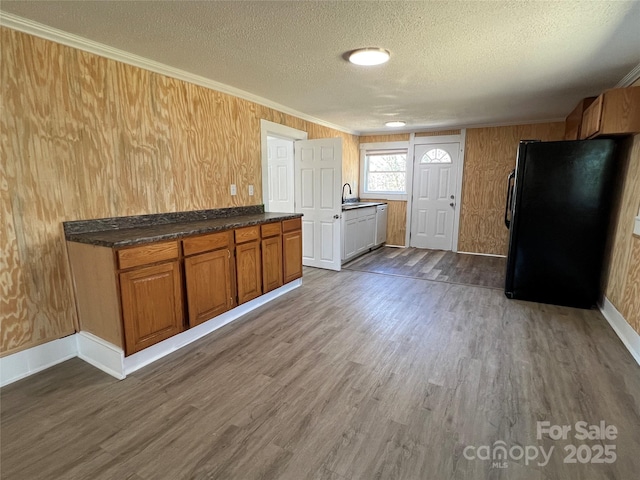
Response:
[564,97,596,140]
[578,87,640,139]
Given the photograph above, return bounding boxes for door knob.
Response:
[334,214,340,219]
[450,202,455,207]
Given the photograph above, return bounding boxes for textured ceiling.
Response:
[1,1,639,134]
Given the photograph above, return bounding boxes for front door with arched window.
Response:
[410,142,460,250]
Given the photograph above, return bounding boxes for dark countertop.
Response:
[65,212,302,248]
[341,201,386,211]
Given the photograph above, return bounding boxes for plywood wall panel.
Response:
[1,27,359,355]
[360,133,410,143]
[415,130,461,137]
[621,237,640,333]
[1,29,80,353]
[1,29,31,352]
[77,51,119,216]
[458,122,565,255]
[603,133,640,334]
[602,81,640,335]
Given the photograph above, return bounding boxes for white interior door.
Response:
[410,143,460,250]
[266,136,294,213]
[295,138,342,271]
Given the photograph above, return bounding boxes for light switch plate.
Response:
[634,216,640,236]
[230,184,237,196]
[248,185,254,196]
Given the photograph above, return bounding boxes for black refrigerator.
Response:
[504,140,618,309]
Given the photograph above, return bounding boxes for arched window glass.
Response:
[421,148,452,164]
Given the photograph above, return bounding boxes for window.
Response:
[366,151,407,192]
[363,149,408,194]
[421,148,452,163]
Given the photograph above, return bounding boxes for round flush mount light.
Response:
[348,47,390,66]
[385,121,406,127]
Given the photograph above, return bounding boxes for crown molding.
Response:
[0,12,358,136]
[359,117,566,136]
[616,62,640,87]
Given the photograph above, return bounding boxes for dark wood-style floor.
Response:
[344,247,506,289]
[2,267,639,479]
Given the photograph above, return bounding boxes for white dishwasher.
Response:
[375,204,388,246]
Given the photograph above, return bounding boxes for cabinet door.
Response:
[344,219,358,260]
[184,249,233,327]
[262,235,283,293]
[598,87,640,136]
[365,213,376,249]
[120,262,184,355]
[283,230,303,283]
[579,95,603,139]
[236,241,262,304]
[356,216,368,253]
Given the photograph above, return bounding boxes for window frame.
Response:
[359,141,409,201]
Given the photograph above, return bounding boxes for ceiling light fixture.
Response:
[385,121,406,128]
[348,47,390,66]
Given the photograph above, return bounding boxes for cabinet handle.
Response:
[227,249,230,259]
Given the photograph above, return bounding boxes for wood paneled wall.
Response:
[457,123,565,255]
[603,133,640,334]
[359,133,410,143]
[415,129,461,137]
[0,28,359,356]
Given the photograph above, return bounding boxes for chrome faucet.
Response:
[342,183,352,204]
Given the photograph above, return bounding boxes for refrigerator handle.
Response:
[504,169,516,228]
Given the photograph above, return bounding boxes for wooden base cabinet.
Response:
[182,231,234,327]
[282,218,303,284]
[67,217,303,357]
[235,226,262,304]
[184,249,233,327]
[120,261,184,355]
[261,222,283,293]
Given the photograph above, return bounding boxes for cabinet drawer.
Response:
[117,241,179,270]
[261,222,282,238]
[282,217,302,233]
[182,231,231,256]
[235,225,260,244]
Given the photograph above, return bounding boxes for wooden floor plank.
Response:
[344,247,506,289]
[1,266,639,479]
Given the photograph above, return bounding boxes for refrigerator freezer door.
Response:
[504,140,618,308]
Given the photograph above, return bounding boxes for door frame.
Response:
[405,130,466,251]
[260,120,308,212]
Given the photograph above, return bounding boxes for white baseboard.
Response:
[124,279,302,375]
[599,296,640,366]
[76,331,125,380]
[0,279,302,386]
[457,251,507,258]
[0,335,77,387]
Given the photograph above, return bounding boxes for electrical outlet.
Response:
[248,185,254,196]
[230,184,237,196]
